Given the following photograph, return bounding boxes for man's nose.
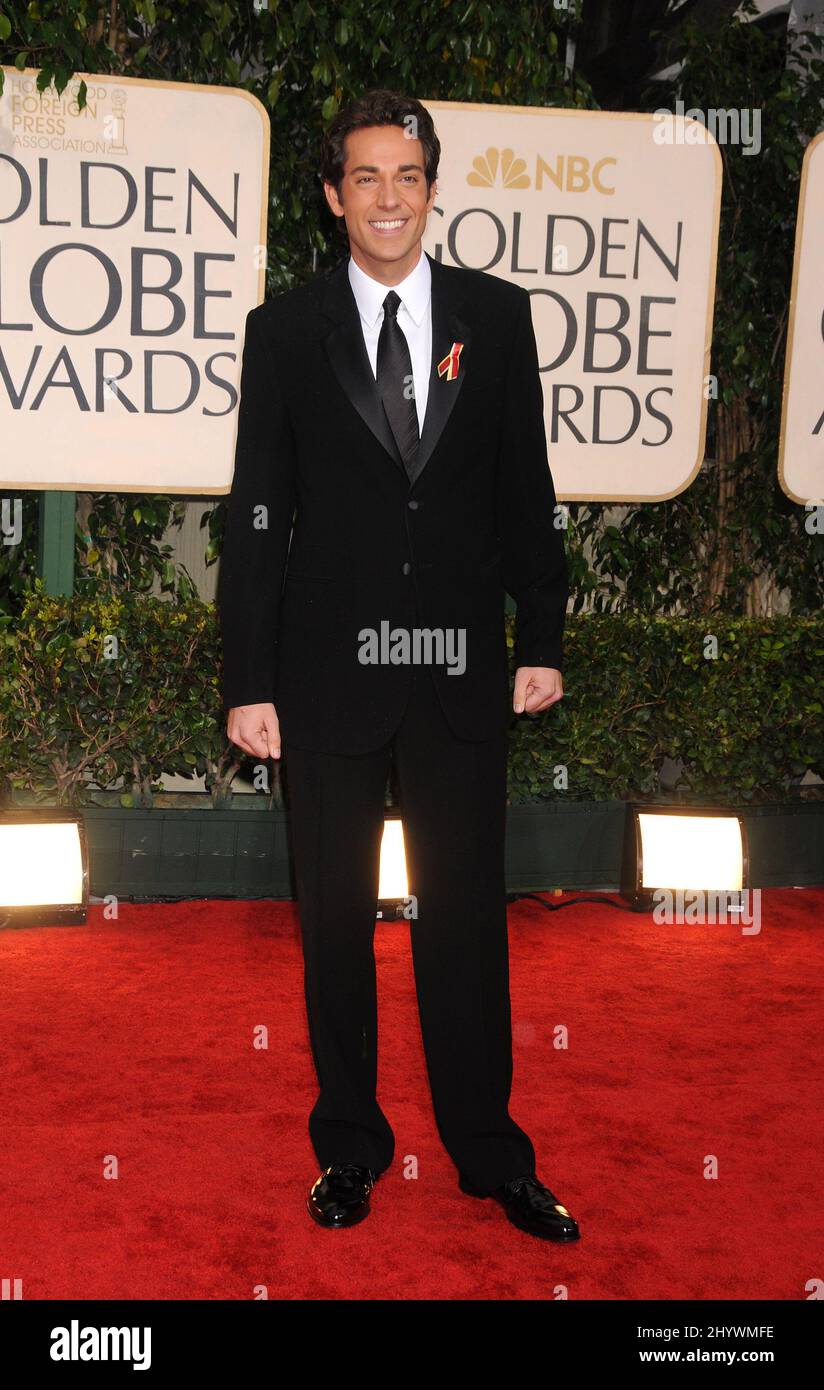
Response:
[376,179,401,209]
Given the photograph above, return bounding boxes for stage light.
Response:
[621,803,748,911]
[376,814,410,920]
[0,812,89,928]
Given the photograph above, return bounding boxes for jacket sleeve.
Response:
[217,305,297,710]
[497,288,569,672]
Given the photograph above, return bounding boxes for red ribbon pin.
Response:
[437,341,464,381]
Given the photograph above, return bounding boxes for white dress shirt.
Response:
[348,250,432,435]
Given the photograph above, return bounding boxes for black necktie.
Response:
[376,289,419,480]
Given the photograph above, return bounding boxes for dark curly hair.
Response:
[320,88,440,200]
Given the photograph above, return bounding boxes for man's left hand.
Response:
[513,666,563,715]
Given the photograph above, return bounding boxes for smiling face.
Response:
[323,124,437,284]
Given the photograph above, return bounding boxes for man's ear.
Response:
[426,179,438,212]
[323,180,344,218]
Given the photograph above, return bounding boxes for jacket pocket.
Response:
[284,569,337,583]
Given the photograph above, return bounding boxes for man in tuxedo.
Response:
[218,89,579,1242]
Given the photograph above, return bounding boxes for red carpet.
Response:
[0,889,821,1301]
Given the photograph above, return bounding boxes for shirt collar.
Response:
[348,248,431,330]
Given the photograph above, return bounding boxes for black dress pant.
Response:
[281,665,536,1193]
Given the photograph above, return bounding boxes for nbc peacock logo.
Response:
[467,147,531,189]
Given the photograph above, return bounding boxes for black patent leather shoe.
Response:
[307,1162,377,1228]
[459,1172,580,1242]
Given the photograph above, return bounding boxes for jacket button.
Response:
[407,499,419,510]
[402,561,412,576]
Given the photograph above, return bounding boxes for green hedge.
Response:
[1,587,239,809]
[2,586,821,807]
[505,611,824,803]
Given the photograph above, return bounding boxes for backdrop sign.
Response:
[0,68,268,494]
[422,101,722,502]
[779,128,824,506]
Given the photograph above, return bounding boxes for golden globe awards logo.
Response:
[423,101,721,502]
[779,127,824,505]
[0,68,268,493]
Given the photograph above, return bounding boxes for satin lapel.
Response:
[409,253,471,488]
[320,259,405,475]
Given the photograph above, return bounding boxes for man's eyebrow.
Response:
[348,163,425,174]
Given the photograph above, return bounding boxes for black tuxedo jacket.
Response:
[217,250,569,754]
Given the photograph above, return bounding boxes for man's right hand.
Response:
[227,703,281,760]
